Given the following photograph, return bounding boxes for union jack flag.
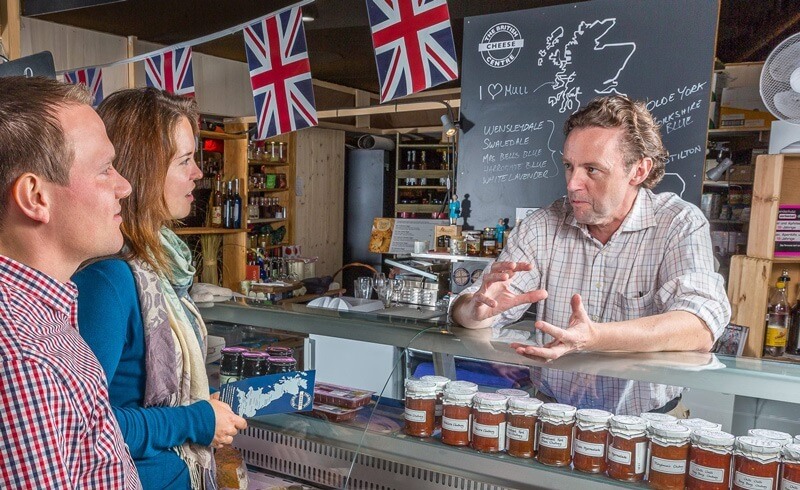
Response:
[243,7,317,140]
[366,0,458,103]
[144,47,195,98]
[63,67,104,107]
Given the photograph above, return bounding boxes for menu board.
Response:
[457,0,719,229]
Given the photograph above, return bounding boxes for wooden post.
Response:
[222,121,248,291]
[0,0,21,60]
[126,36,137,89]
[355,89,371,128]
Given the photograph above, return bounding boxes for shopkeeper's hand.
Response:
[510,294,597,362]
[466,261,548,322]
[209,399,248,448]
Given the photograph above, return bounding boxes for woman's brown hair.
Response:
[97,88,199,274]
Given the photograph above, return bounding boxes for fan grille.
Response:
[761,32,800,123]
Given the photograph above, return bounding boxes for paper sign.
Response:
[219,370,316,418]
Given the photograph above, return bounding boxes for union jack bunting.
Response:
[63,67,104,106]
[243,7,317,140]
[144,47,195,97]
[366,0,458,103]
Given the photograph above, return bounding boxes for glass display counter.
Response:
[202,301,800,489]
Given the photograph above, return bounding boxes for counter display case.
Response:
[202,302,800,490]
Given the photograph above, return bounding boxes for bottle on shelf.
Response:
[765,269,791,357]
[248,196,260,221]
[789,284,800,356]
[419,151,427,186]
[211,174,223,228]
[232,178,242,229]
[223,180,234,229]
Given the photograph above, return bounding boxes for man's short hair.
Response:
[0,76,92,221]
[564,95,669,189]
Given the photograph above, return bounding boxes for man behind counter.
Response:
[451,95,731,416]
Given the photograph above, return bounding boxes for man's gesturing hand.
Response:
[466,261,547,322]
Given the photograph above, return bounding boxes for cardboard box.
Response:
[434,225,462,252]
[728,165,754,183]
[719,106,775,130]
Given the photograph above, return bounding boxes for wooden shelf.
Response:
[198,129,247,140]
[248,187,289,193]
[174,227,244,235]
[772,257,800,263]
[395,204,444,213]
[398,143,451,149]
[397,185,448,190]
[396,169,450,178]
[248,160,289,167]
[709,127,770,135]
[702,180,753,187]
[709,219,746,225]
[248,218,287,224]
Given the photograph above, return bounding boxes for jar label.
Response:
[609,446,632,465]
[219,374,239,385]
[442,417,469,433]
[506,425,530,442]
[635,442,646,474]
[404,408,427,423]
[734,471,773,490]
[651,456,687,475]
[783,478,800,490]
[766,325,788,347]
[539,433,568,450]
[472,422,500,438]
[435,403,443,417]
[574,439,605,458]
[689,462,724,483]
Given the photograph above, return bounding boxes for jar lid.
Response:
[496,388,530,398]
[242,351,269,359]
[221,347,250,354]
[735,436,782,454]
[610,415,647,431]
[268,356,296,364]
[639,413,677,425]
[266,346,292,354]
[445,380,478,393]
[405,379,437,395]
[677,418,722,432]
[539,403,577,419]
[473,392,508,409]
[690,429,735,447]
[650,422,691,440]
[747,429,793,446]
[420,375,451,390]
[443,388,476,403]
[783,443,800,461]
[576,408,613,424]
[508,396,543,412]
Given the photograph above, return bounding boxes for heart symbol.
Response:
[487,83,503,100]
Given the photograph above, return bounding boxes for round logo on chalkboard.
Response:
[479,23,524,68]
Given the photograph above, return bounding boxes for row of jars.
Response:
[403,378,800,490]
[247,197,286,220]
[249,173,287,190]
[219,346,297,385]
[248,140,288,163]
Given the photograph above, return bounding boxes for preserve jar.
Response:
[267,356,296,374]
[573,409,612,474]
[219,346,249,385]
[679,418,723,433]
[687,429,735,490]
[265,346,293,358]
[747,429,793,447]
[607,415,649,482]
[648,422,692,490]
[537,403,577,467]
[470,393,508,453]
[782,444,800,490]
[641,412,677,432]
[445,380,478,393]
[440,387,475,447]
[496,388,530,399]
[241,351,269,378]
[421,375,450,426]
[404,380,437,438]
[733,436,781,490]
[506,397,542,459]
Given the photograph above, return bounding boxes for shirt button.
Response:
[595,282,601,289]
[591,315,599,321]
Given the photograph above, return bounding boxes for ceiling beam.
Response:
[318,98,460,119]
[735,9,800,61]
[312,78,378,99]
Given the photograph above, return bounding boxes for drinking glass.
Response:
[376,280,394,308]
[391,278,404,306]
[354,277,372,299]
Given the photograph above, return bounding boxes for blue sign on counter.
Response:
[219,370,315,418]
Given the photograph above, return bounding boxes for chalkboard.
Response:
[457,0,719,229]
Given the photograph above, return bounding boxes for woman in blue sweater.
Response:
[73,88,247,489]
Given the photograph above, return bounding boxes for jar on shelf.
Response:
[747,429,794,447]
[267,356,296,374]
[470,392,508,453]
[607,415,648,482]
[241,351,269,378]
[445,380,478,393]
[464,232,482,256]
[404,380,437,438]
[278,142,286,163]
[733,436,781,490]
[648,422,692,490]
[678,418,723,433]
[574,408,612,474]
[496,388,529,399]
[268,141,278,162]
[440,387,475,447]
[783,444,800,490]
[640,412,677,432]
[687,429,735,490]
[420,375,450,427]
[537,403,577,467]
[505,397,542,459]
[265,346,294,358]
[480,228,497,257]
[219,346,249,385]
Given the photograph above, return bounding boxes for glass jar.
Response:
[537,403,577,467]
[404,380,437,438]
[267,356,296,374]
[464,232,482,256]
[219,347,249,385]
[241,351,270,378]
[470,393,508,453]
[641,412,677,433]
[506,397,542,459]
[783,444,800,490]
[268,141,278,162]
[747,429,793,447]
[688,429,735,490]
[481,228,497,257]
[420,375,450,427]
[607,415,648,482]
[733,436,781,490]
[445,380,478,393]
[278,142,286,163]
[440,387,475,447]
[496,388,529,399]
[574,409,612,474]
[679,418,723,433]
[265,346,293,358]
[648,422,692,490]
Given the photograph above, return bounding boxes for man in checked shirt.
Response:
[0,77,141,488]
[452,95,731,416]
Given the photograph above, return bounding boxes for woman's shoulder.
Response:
[73,258,136,293]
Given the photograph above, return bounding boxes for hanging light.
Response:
[440,101,459,138]
[302,4,318,22]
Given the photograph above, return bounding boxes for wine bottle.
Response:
[211,174,223,228]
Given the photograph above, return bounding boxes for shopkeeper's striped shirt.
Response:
[457,188,731,415]
[0,255,141,489]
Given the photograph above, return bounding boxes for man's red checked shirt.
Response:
[0,255,140,489]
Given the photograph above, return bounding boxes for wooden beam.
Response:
[318,121,384,135]
[736,10,800,62]
[399,87,462,99]
[381,126,445,135]
[355,89,371,128]
[318,98,460,119]
[0,0,21,60]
